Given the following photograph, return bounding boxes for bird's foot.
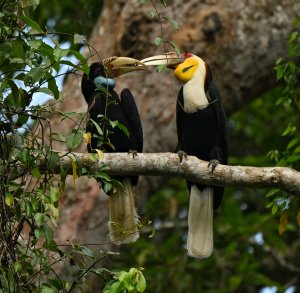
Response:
[128,149,138,158]
[177,150,187,163]
[208,159,220,173]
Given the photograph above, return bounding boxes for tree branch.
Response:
[52,152,300,195]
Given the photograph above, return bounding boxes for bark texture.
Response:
[47,152,300,195]
[52,0,300,253]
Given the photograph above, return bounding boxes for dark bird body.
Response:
[176,84,227,209]
[140,52,228,258]
[81,62,143,244]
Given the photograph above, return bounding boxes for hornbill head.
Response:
[82,56,145,103]
[141,52,211,90]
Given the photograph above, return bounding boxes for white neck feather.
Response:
[183,62,209,113]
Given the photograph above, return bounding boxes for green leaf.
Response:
[20,15,43,32]
[154,37,163,47]
[163,17,180,30]
[22,0,40,9]
[286,154,300,163]
[50,187,59,203]
[48,204,59,218]
[53,48,69,62]
[47,76,59,99]
[166,41,181,54]
[160,0,167,7]
[266,189,280,198]
[79,246,94,258]
[41,283,56,293]
[287,137,299,150]
[26,67,44,84]
[156,64,168,73]
[275,64,283,80]
[140,0,150,4]
[289,31,299,43]
[119,271,134,291]
[31,167,41,179]
[49,36,60,47]
[48,278,64,290]
[107,281,125,293]
[74,34,86,44]
[36,87,55,97]
[69,50,86,62]
[116,122,129,137]
[46,151,60,172]
[59,60,77,68]
[25,200,33,217]
[89,119,103,136]
[34,212,46,226]
[272,205,278,215]
[103,182,112,194]
[10,58,24,64]
[13,262,22,273]
[66,130,83,150]
[282,123,296,136]
[5,193,14,206]
[150,11,158,18]
[294,146,300,153]
[95,172,111,181]
[38,43,55,60]
[134,270,146,292]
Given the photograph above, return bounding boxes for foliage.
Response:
[265,19,300,231]
[103,267,146,293]
[140,0,180,55]
[0,1,145,291]
[32,0,103,46]
[271,18,300,169]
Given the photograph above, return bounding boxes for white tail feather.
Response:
[108,178,140,244]
[187,185,213,259]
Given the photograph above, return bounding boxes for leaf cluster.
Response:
[0,1,144,292]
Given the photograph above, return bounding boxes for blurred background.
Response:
[33,0,300,292]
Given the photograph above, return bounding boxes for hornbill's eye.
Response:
[94,68,102,76]
[182,64,195,73]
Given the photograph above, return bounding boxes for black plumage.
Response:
[81,62,143,244]
[138,52,228,258]
[81,62,143,184]
[176,81,228,209]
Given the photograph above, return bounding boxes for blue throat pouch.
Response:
[94,76,116,89]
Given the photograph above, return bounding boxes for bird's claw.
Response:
[177,150,187,163]
[128,149,138,158]
[208,159,220,173]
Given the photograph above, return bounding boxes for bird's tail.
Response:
[108,178,140,244]
[187,185,213,259]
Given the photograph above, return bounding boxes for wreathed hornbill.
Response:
[81,57,145,244]
[141,52,228,258]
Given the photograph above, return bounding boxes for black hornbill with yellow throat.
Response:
[141,52,228,258]
[81,57,145,244]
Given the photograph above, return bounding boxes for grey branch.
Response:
[54,152,300,195]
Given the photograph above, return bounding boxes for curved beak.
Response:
[103,56,146,78]
[140,52,184,69]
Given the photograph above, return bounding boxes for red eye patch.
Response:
[183,52,193,59]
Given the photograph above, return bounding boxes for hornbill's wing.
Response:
[175,87,184,152]
[120,88,143,153]
[208,83,228,165]
[208,83,228,209]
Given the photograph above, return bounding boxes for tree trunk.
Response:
[54,0,299,258]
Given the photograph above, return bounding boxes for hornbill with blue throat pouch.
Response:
[81,56,145,244]
[141,52,228,258]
